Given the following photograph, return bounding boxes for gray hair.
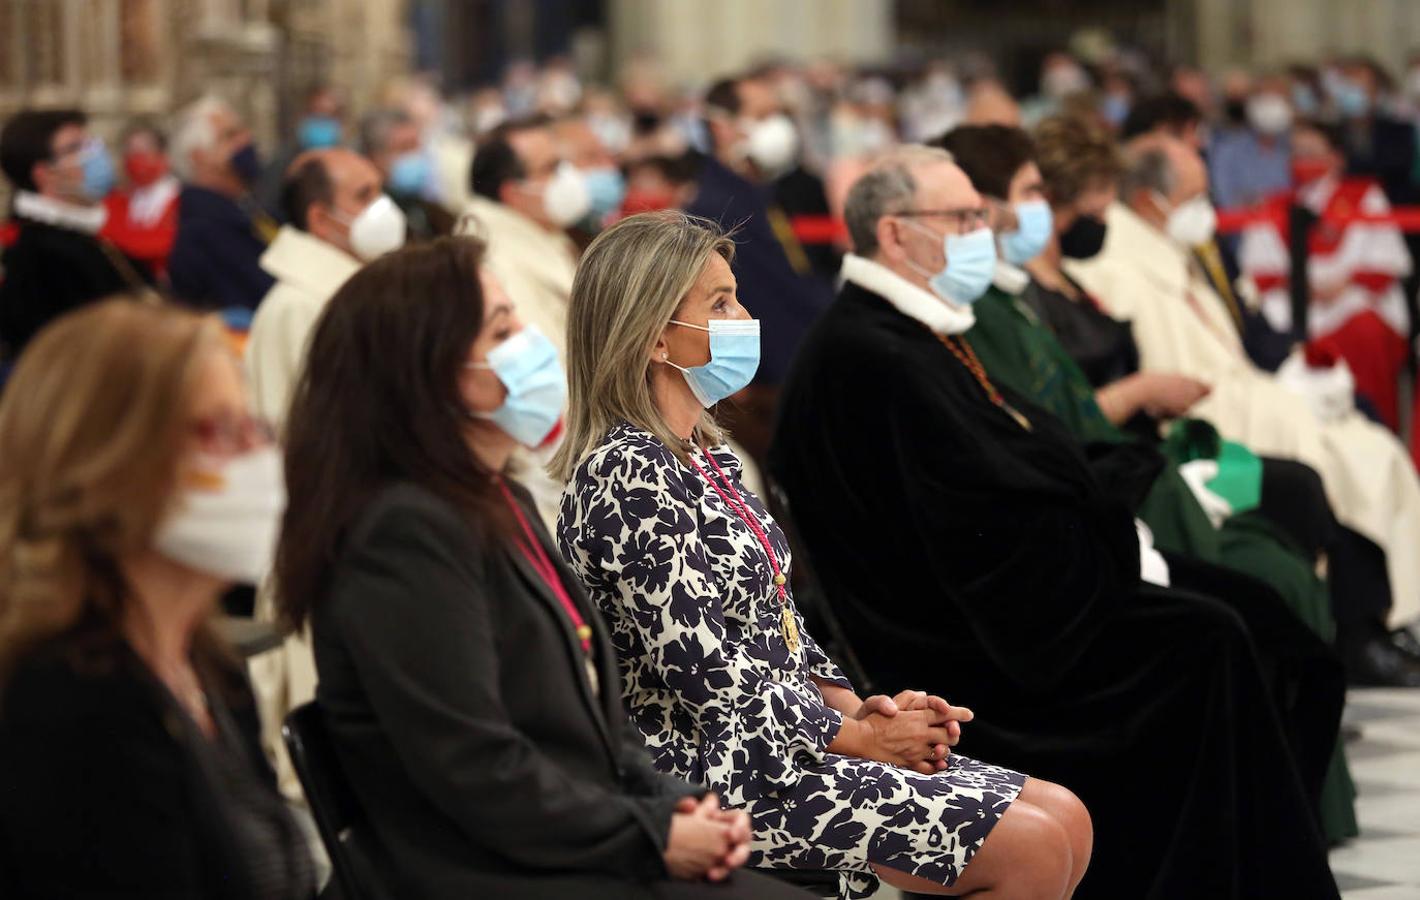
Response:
[551,211,735,482]
[359,108,415,157]
[169,96,232,182]
[1119,146,1176,203]
[844,144,955,255]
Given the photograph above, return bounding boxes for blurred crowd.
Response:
[9,48,1420,394]
[9,37,1420,899]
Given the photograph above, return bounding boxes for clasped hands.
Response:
[847,689,974,775]
[663,792,752,882]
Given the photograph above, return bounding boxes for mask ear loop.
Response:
[1150,190,1175,218]
[660,320,709,373]
[895,216,948,282]
[660,350,691,374]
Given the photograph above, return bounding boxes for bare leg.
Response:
[871,798,1072,899]
[1015,778,1093,895]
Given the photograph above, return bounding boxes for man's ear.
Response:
[1129,185,1155,214]
[29,160,51,194]
[497,179,521,206]
[305,201,336,240]
[875,215,904,263]
[707,117,738,154]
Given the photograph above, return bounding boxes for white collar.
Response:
[992,260,1031,296]
[127,175,180,227]
[840,253,976,335]
[1298,173,1339,213]
[13,191,108,234]
[259,226,361,298]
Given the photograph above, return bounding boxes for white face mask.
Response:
[154,446,287,584]
[1157,192,1218,247]
[539,161,592,228]
[742,114,799,176]
[334,194,407,261]
[1246,94,1293,135]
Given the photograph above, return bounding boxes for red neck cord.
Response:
[497,480,592,652]
[688,451,789,606]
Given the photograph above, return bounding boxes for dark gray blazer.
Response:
[312,480,699,899]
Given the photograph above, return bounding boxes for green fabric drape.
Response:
[970,285,1356,841]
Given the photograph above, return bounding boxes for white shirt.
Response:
[839,253,976,335]
[14,191,107,233]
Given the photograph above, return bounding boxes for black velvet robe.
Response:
[0,219,135,361]
[768,281,1340,900]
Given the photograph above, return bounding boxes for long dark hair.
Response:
[275,236,510,629]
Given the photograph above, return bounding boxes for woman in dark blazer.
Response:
[0,300,312,899]
[274,236,810,900]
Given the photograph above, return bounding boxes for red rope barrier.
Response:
[1216,206,1420,233]
[789,214,849,244]
[792,206,1420,244]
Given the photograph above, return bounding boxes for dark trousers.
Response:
[1254,457,1392,633]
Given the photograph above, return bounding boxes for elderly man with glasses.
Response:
[769,144,1342,899]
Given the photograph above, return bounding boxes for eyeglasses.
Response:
[48,136,94,164]
[189,414,274,456]
[895,207,991,231]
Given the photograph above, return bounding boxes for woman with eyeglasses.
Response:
[0,299,313,899]
[274,236,810,899]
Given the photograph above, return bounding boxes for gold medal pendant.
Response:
[781,606,801,653]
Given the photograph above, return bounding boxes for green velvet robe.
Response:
[969,283,1357,842]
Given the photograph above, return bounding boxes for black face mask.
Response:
[1223,98,1246,124]
[1059,214,1108,260]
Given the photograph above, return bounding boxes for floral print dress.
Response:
[558,422,1027,899]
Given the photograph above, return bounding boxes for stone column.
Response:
[1187,0,1420,76]
[608,0,894,89]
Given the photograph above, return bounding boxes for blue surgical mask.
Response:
[904,222,998,306]
[1101,93,1131,126]
[582,166,626,224]
[387,151,431,197]
[1333,80,1371,118]
[664,318,761,407]
[467,326,567,447]
[79,139,116,202]
[1000,200,1053,265]
[1292,84,1319,117]
[297,116,342,150]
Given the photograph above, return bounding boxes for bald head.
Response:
[1120,134,1208,231]
[964,81,1022,128]
[281,147,383,255]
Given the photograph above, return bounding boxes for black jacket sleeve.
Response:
[614,718,703,801]
[329,494,679,881]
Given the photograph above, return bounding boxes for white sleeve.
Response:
[1135,519,1171,588]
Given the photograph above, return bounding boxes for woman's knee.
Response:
[953,799,1073,898]
[1018,778,1093,864]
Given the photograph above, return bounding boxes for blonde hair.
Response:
[552,210,735,482]
[0,299,226,683]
